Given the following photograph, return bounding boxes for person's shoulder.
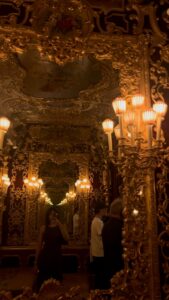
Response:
[93,216,103,225]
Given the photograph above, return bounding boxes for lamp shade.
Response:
[112,97,126,115]
[153,101,168,117]
[75,179,81,187]
[102,119,114,134]
[132,95,144,108]
[0,117,10,131]
[142,109,156,125]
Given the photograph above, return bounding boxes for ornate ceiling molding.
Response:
[0,1,168,65]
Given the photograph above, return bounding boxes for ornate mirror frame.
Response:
[1,1,168,298]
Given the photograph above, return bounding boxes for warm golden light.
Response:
[2,174,9,181]
[75,179,81,187]
[75,178,90,193]
[102,119,114,134]
[132,95,144,107]
[114,125,121,139]
[112,97,126,115]
[103,94,168,149]
[24,177,43,189]
[38,179,43,185]
[1,174,10,186]
[124,110,135,125]
[142,109,156,125]
[132,209,139,216]
[153,101,168,117]
[0,117,10,131]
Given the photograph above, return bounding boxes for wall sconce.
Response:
[0,117,10,150]
[1,174,10,187]
[58,198,68,206]
[102,96,168,154]
[39,190,53,205]
[0,171,10,243]
[0,173,10,203]
[24,176,43,188]
[66,191,76,202]
[75,178,91,195]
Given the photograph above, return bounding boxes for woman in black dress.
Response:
[34,207,69,291]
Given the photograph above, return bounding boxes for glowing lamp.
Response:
[0,117,11,149]
[153,101,168,117]
[142,109,156,125]
[38,178,43,185]
[75,179,81,187]
[102,119,114,134]
[112,98,126,115]
[132,95,144,107]
[0,117,10,132]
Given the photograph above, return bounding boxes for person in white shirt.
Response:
[90,201,107,289]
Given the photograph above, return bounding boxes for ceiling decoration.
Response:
[16,52,103,99]
[0,48,119,151]
[0,0,93,64]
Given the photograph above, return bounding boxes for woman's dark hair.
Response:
[74,207,79,214]
[94,201,106,214]
[45,207,58,227]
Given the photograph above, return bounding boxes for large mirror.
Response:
[1,34,147,245]
[0,1,168,298]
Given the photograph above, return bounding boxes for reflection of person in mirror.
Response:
[73,207,80,239]
[34,207,69,292]
[90,201,107,289]
[102,198,124,289]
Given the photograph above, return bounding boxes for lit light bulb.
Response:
[0,117,10,131]
[132,95,144,108]
[132,209,139,216]
[102,119,114,134]
[112,97,126,115]
[142,109,156,125]
[153,101,168,117]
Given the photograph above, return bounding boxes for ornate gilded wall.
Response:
[0,1,169,298]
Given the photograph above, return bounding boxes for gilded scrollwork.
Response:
[0,1,168,299]
[149,22,169,299]
[6,151,29,245]
[150,43,169,104]
[156,151,169,300]
[101,149,163,300]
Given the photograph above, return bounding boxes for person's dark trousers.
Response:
[92,256,105,290]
